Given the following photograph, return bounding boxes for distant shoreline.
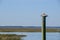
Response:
[0,26,60,29]
[0,28,60,32]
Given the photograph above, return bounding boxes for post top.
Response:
[41,13,48,17]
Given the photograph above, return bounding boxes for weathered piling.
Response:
[41,13,48,40]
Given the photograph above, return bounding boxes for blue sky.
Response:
[0,0,60,26]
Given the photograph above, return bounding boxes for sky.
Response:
[0,0,60,26]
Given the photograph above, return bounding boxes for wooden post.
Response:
[41,13,48,40]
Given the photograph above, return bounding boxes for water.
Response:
[0,32,59,40]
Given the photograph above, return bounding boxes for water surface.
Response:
[0,32,59,40]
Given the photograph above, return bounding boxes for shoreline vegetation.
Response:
[0,34,26,40]
[0,28,60,32]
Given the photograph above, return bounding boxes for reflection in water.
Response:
[58,32,60,40]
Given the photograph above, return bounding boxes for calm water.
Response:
[0,32,60,40]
